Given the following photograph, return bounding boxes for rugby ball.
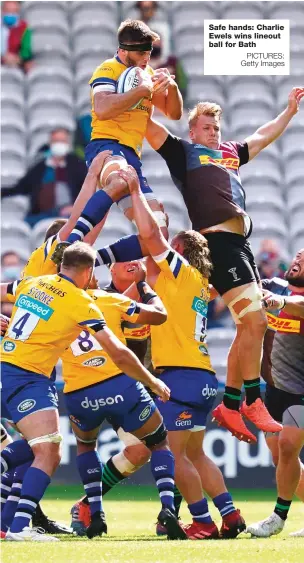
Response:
[117,66,151,110]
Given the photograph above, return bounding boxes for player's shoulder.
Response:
[91,289,130,307]
[220,140,240,154]
[90,57,123,82]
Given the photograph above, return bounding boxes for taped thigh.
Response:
[28,432,62,447]
[117,427,142,446]
[99,157,127,187]
[228,284,263,324]
[283,405,304,429]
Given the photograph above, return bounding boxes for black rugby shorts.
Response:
[265,384,304,423]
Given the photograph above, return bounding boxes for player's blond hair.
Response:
[177,230,213,279]
[188,102,223,128]
[62,242,96,271]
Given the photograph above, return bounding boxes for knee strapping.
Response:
[117,427,142,446]
[141,422,167,448]
[228,285,263,323]
[28,432,62,447]
[99,158,127,187]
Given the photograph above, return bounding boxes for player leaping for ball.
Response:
[51,18,183,267]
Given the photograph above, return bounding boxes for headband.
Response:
[119,42,153,52]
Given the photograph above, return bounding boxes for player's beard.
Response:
[285,271,304,288]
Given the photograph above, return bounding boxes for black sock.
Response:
[274,497,292,521]
[173,486,183,517]
[244,378,261,405]
[102,457,125,495]
[223,387,241,411]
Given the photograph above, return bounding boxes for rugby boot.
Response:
[6,526,60,542]
[0,531,6,539]
[156,516,183,536]
[70,497,91,536]
[32,505,73,535]
[212,403,256,443]
[220,509,246,539]
[51,241,71,265]
[241,399,283,433]
[86,511,107,539]
[183,521,219,540]
[246,513,284,538]
[157,507,187,540]
[290,528,304,537]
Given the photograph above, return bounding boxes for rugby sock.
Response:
[274,497,292,521]
[244,378,261,405]
[151,450,175,511]
[0,470,13,516]
[102,457,125,495]
[223,387,241,411]
[76,451,103,517]
[1,462,31,532]
[68,191,113,243]
[213,492,236,518]
[1,439,34,474]
[95,234,143,267]
[188,498,213,523]
[10,467,50,533]
[173,485,183,517]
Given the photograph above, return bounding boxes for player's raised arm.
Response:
[145,117,170,150]
[263,291,304,318]
[245,87,304,160]
[152,69,183,120]
[92,325,169,401]
[119,166,169,258]
[121,262,167,325]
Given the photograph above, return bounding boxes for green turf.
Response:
[2,486,303,563]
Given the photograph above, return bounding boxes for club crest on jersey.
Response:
[82,356,107,367]
[17,399,36,413]
[139,404,152,422]
[3,341,16,352]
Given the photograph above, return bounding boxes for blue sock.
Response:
[213,492,236,518]
[76,451,103,517]
[68,191,113,243]
[1,462,31,532]
[10,467,50,533]
[95,234,143,266]
[1,470,14,520]
[1,440,34,475]
[150,450,175,511]
[188,498,213,523]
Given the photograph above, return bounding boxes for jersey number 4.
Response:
[7,310,40,341]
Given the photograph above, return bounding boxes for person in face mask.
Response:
[2,128,88,226]
[1,1,34,72]
[1,251,23,283]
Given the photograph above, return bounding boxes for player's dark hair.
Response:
[177,230,213,279]
[118,19,159,44]
[61,242,96,271]
[44,219,67,242]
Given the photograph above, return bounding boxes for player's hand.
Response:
[137,69,154,98]
[118,165,141,194]
[150,377,170,402]
[0,314,9,336]
[287,87,304,115]
[152,68,176,94]
[132,261,147,283]
[262,290,285,311]
[89,150,112,176]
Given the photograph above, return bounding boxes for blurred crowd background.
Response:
[1,0,304,382]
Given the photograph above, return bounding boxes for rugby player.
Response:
[144,87,304,441]
[0,242,169,541]
[61,274,187,540]
[246,249,304,537]
[119,166,246,539]
[51,19,183,264]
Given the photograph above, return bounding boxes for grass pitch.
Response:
[1,486,303,563]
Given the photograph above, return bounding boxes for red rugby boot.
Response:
[184,521,219,540]
[241,399,283,433]
[220,509,246,539]
[212,403,256,443]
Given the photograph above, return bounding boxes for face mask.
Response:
[2,266,21,281]
[3,14,20,27]
[50,142,69,158]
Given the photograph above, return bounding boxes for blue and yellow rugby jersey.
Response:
[89,55,154,156]
[151,249,214,372]
[22,234,59,278]
[62,290,140,392]
[1,275,105,377]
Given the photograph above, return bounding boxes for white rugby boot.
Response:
[289,528,304,537]
[6,526,60,541]
[246,513,285,537]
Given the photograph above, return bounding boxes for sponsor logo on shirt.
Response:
[17,399,36,413]
[202,384,217,399]
[175,411,192,427]
[16,294,54,320]
[192,297,208,316]
[82,356,107,367]
[81,395,124,411]
[199,155,239,169]
[266,313,301,333]
[3,341,16,352]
